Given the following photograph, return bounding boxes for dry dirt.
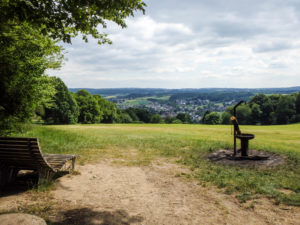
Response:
[1,160,300,225]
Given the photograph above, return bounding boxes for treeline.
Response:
[203,93,300,125]
[38,78,192,125]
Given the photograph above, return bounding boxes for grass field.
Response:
[15,123,300,206]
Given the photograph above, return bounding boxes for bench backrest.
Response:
[0,137,54,171]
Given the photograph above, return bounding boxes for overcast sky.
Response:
[49,0,300,89]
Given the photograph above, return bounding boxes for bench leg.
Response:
[38,169,55,185]
[71,158,76,171]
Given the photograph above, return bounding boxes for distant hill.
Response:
[69,86,300,96]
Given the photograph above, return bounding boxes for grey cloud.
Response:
[211,21,266,38]
[254,42,292,53]
[51,0,300,88]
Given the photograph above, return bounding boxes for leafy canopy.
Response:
[1,0,146,43]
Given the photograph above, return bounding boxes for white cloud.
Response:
[48,0,300,88]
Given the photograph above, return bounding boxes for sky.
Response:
[49,0,300,89]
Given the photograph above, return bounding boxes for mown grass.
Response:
[14,123,300,206]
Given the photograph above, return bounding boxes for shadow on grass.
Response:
[0,171,70,197]
[51,208,144,225]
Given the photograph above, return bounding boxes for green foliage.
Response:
[172,119,183,124]
[295,92,300,114]
[96,95,119,123]
[119,112,133,123]
[204,112,221,124]
[150,114,163,123]
[43,77,79,124]
[164,116,176,124]
[275,95,296,124]
[220,93,300,125]
[1,0,146,44]
[250,103,262,125]
[0,22,63,131]
[75,90,102,124]
[176,113,192,124]
[124,108,140,122]
[133,108,151,123]
[221,112,231,124]
[235,104,252,125]
[0,0,146,132]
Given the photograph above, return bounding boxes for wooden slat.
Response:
[0,144,39,149]
[0,140,38,145]
[0,149,41,154]
[0,137,37,141]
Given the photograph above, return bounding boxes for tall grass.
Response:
[14,123,300,206]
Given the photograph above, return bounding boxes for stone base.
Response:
[208,149,285,167]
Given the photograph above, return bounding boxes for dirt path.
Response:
[50,161,300,225]
[0,161,300,224]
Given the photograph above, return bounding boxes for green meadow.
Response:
[15,123,300,206]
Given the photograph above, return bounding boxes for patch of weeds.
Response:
[15,201,56,221]
[37,179,55,192]
[279,192,300,206]
[236,192,253,203]
[224,186,235,195]
[174,173,181,177]
[245,202,255,210]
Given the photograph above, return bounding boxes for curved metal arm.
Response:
[233,100,244,117]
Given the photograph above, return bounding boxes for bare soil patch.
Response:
[0,160,299,225]
[208,149,285,167]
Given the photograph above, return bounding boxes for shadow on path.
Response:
[0,171,70,197]
[52,208,144,225]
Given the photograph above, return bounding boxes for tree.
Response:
[260,99,274,125]
[96,96,119,123]
[124,108,140,122]
[296,92,300,114]
[204,112,221,125]
[43,77,79,124]
[75,90,102,124]
[172,119,182,124]
[165,116,175,124]
[119,112,133,123]
[221,112,231,124]
[0,0,145,131]
[236,105,252,125]
[0,23,63,131]
[251,103,262,125]
[134,108,151,123]
[176,113,192,124]
[249,94,268,107]
[1,0,146,44]
[150,114,163,123]
[275,95,296,124]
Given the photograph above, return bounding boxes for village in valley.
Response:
[114,96,234,122]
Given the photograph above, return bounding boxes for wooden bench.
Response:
[0,137,78,187]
